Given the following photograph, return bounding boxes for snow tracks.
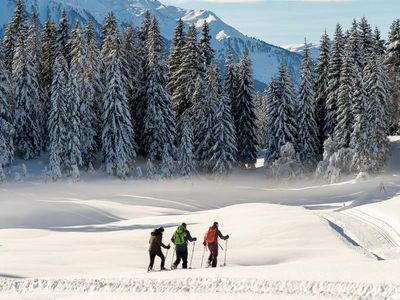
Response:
[1,277,400,299]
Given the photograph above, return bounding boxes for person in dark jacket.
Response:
[171,223,197,269]
[148,227,170,271]
[203,222,229,267]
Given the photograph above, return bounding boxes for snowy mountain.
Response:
[0,0,301,86]
[283,43,320,62]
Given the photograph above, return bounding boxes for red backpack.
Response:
[205,227,217,244]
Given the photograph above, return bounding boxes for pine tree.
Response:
[0,53,14,168]
[102,31,136,179]
[324,23,344,140]
[314,30,331,149]
[373,27,385,56]
[40,19,57,148]
[122,25,142,133]
[254,91,268,149]
[235,52,258,168]
[385,19,400,133]
[199,20,215,69]
[334,39,354,149]
[209,69,237,175]
[48,54,69,181]
[161,144,175,179]
[13,28,41,159]
[135,11,152,154]
[178,112,196,177]
[358,17,374,65]
[265,61,297,164]
[297,42,319,170]
[2,0,26,72]
[56,11,71,64]
[173,24,200,126]
[101,12,119,80]
[363,57,390,173]
[225,47,238,132]
[82,20,102,163]
[143,18,176,162]
[168,18,186,97]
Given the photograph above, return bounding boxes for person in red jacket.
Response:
[148,227,170,271]
[203,222,229,267]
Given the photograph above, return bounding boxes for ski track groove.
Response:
[0,277,400,299]
[342,209,400,249]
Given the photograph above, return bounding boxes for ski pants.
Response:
[207,244,219,267]
[174,249,188,269]
[149,249,165,270]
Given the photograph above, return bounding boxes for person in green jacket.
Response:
[171,223,197,269]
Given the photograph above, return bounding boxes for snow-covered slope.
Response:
[0,0,301,85]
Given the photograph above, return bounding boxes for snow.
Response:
[2,139,400,299]
[216,30,229,41]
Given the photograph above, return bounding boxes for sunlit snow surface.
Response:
[1,138,400,299]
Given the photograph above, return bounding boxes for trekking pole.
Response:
[189,241,196,269]
[218,243,224,251]
[200,244,206,268]
[223,239,228,267]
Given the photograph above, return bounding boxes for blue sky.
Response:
[162,0,399,47]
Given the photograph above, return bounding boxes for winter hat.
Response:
[181,223,187,228]
[213,222,219,227]
[158,227,165,232]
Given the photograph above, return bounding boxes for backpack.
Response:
[173,225,186,245]
[205,227,217,244]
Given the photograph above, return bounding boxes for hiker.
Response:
[171,223,197,269]
[203,222,229,268]
[148,227,171,271]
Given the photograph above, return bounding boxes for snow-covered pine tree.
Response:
[385,19,400,133]
[168,18,186,97]
[135,11,152,154]
[70,24,97,168]
[314,30,331,149]
[82,20,102,162]
[0,53,14,168]
[122,25,142,134]
[199,20,215,70]
[56,10,71,65]
[102,31,136,179]
[173,24,200,127]
[225,47,238,132]
[264,77,279,164]
[101,12,119,78]
[254,91,268,149]
[363,57,390,173]
[270,142,303,179]
[324,23,344,140]
[192,75,210,168]
[67,34,83,174]
[358,17,374,65]
[48,54,69,181]
[373,27,385,56]
[208,66,237,175]
[2,0,26,72]
[40,19,57,149]
[143,18,176,162]
[161,144,175,179]
[297,41,319,170]
[334,36,355,149]
[13,26,42,160]
[235,52,258,168]
[146,159,157,179]
[178,111,196,177]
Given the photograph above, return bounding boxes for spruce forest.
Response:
[1,0,400,183]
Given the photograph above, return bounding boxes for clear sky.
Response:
[162,0,399,47]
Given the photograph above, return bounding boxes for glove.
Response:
[192,237,197,242]
[167,244,171,249]
[225,235,230,240]
[203,241,207,246]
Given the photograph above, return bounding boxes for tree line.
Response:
[0,0,399,182]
